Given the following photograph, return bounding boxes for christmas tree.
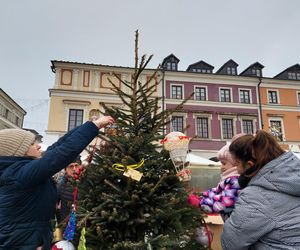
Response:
[76,31,206,250]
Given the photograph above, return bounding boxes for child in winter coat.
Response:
[188,138,242,221]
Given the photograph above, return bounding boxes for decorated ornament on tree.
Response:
[63,188,78,242]
[161,131,191,181]
[195,226,213,248]
[77,227,87,250]
[73,165,84,180]
[63,209,77,241]
[51,240,75,250]
[178,234,190,248]
[112,159,144,182]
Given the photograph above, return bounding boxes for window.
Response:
[166,62,171,70]
[220,88,231,102]
[297,92,300,105]
[242,120,254,134]
[268,90,278,104]
[171,116,184,132]
[201,69,211,73]
[15,116,19,126]
[195,87,206,101]
[196,117,209,138]
[171,85,183,99]
[167,62,177,71]
[287,72,300,80]
[5,109,9,119]
[269,120,283,141]
[240,90,250,104]
[288,72,296,80]
[227,67,236,75]
[0,104,3,117]
[251,68,261,77]
[68,109,83,131]
[222,119,233,139]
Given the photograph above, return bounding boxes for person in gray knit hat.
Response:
[0,116,115,250]
[0,129,37,157]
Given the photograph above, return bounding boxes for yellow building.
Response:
[0,88,26,130]
[46,61,161,143]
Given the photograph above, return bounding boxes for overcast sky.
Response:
[1,0,300,135]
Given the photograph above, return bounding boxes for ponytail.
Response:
[252,130,285,171]
[229,130,285,177]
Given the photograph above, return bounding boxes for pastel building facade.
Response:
[162,55,260,158]
[46,57,300,158]
[0,88,26,130]
[259,64,300,152]
[46,61,161,145]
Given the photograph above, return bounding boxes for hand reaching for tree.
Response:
[93,116,115,129]
[187,193,202,208]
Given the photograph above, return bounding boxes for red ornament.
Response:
[51,245,63,250]
[72,165,85,180]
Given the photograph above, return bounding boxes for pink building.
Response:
[162,54,260,159]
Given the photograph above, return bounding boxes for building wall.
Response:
[0,88,26,129]
[260,80,300,143]
[261,109,300,141]
[47,61,300,157]
[163,73,259,156]
[47,61,161,140]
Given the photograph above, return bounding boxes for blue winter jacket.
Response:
[221,151,300,250]
[0,121,99,250]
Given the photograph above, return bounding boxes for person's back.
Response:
[0,146,56,249]
[0,116,115,249]
[222,131,300,250]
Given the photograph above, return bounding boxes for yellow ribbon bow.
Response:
[112,158,145,172]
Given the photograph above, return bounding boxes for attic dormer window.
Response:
[251,68,261,77]
[191,68,210,73]
[288,72,300,80]
[166,62,177,71]
[200,69,210,73]
[227,67,236,75]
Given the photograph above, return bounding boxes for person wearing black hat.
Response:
[0,116,114,250]
[56,157,82,225]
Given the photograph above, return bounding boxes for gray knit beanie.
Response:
[0,129,36,157]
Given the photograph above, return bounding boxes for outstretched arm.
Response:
[18,116,115,186]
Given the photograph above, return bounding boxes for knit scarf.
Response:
[221,167,239,181]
